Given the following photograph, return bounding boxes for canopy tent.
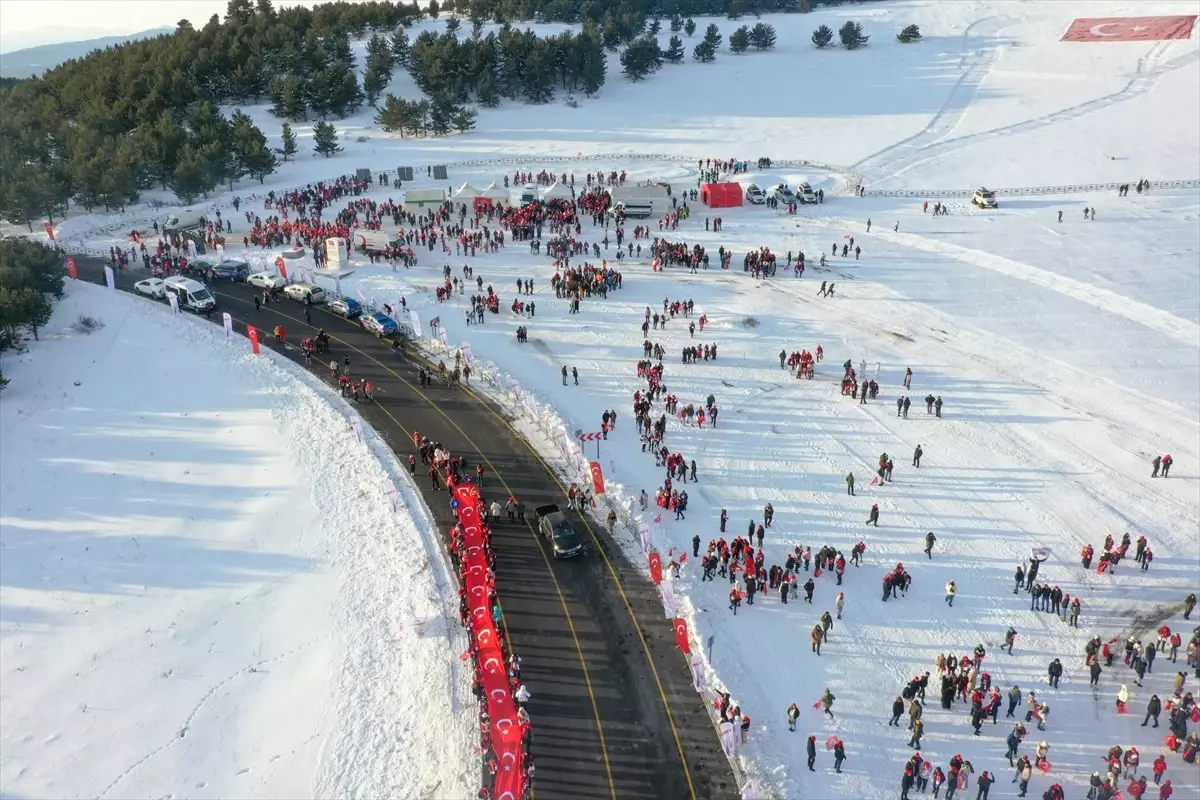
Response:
[541,182,574,201]
[481,181,510,203]
[452,182,482,200]
[701,182,743,208]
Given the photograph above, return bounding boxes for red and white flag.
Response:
[1062,15,1197,42]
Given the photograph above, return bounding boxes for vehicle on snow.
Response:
[536,504,584,558]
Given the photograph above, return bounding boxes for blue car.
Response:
[361,312,399,337]
[211,261,248,282]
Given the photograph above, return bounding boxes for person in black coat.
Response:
[891,696,905,726]
[1142,694,1161,727]
[807,734,817,770]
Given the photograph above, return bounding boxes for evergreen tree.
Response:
[137,110,187,190]
[579,33,607,96]
[168,142,216,203]
[648,17,661,36]
[364,33,393,106]
[269,73,308,120]
[427,0,440,19]
[664,35,685,63]
[522,42,555,103]
[621,35,662,81]
[729,25,750,53]
[727,0,746,20]
[811,24,833,48]
[312,120,342,157]
[232,112,277,183]
[0,239,58,346]
[452,106,477,133]
[280,122,297,161]
[749,22,777,50]
[445,16,461,35]
[897,24,921,43]
[428,95,456,136]
[391,28,412,68]
[98,136,144,211]
[839,20,869,49]
[702,23,723,50]
[684,18,696,37]
[691,39,716,62]
[669,15,683,33]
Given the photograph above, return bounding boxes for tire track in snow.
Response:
[868,42,1200,184]
[852,15,1016,180]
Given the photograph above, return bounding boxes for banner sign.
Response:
[43,221,56,241]
[589,461,607,495]
[439,326,449,347]
[410,310,423,338]
[65,256,77,280]
[648,552,663,585]
[167,293,180,314]
[673,617,690,654]
[104,266,115,292]
[246,324,261,354]
[222,312,233,337]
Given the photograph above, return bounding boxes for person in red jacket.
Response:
[1159,778,1173,799]
[1128,776,1148,798]
[1151,755,1167,784]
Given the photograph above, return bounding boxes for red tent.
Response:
[473,197,494,213]
[701,182,743,208]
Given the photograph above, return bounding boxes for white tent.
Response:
[481,181,510,202]
[452,182,482,200]
[542,182,574,200]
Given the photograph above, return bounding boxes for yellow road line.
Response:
[216,291,610,800]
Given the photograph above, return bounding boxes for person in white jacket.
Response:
[515,683,531,706]
[1117,683,1129,710]
[945,580,957,607]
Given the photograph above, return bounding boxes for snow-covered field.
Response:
[0,283,476,799]
[10,0,1200,798]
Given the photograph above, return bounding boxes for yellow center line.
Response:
[215,291,611,800]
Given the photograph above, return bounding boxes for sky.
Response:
[0,0,370,51]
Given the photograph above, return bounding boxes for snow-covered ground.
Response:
[11,0,1200,798]
[0,282,476,799]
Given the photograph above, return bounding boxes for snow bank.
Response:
[0,281,475,799]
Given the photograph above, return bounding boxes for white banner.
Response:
[167,293,180,314]
[439,326,448,347]
[393,299,404,322]
[639,523,651,553]
[386,488,399,512]
[460,342,473,363]
[357,283,368,303]
[216,243,226,263]
[522,390,537,417]
[350,418,363,441]
[507,379,522,400]
[104,266,115,292]
[222,312,233,337]
[662,583,677,618]
[719,721,736,757]
[691,654,705,693]
[410,310,423,338]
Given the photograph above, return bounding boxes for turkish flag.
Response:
[588,461,606,495]
[1062,16,1197,42]
[247,325,261,355]
[1038,761,1052,774]
[649,552,663,585]
[825,736,838,751]
[43,221,56,241]
[275,257,288,281]
[65,256,78,280]
[673,617,690,654]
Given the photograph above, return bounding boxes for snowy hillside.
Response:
[13,0,1200,798]
[0,283,476,799]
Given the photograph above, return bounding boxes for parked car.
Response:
[772,184,795,203]
[134,278,166,299]
[745,184,766,204]
[536,504,583,558]
[247,271,287,291]
[797,182,818,204]
[329,297,362,319]
[282,282,325,304]
[361,311,398,337]
[211,260,248,281]
[971,187,998,208]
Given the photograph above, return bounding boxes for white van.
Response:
[163,276,216,312]
[609,200,658,219]
[520,184,539,204]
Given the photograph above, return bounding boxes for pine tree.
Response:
[280,122,297,161]
[233,113,277,183]
[729,26,750,53]
[811,24,833,49]
[839,20,869,49]
[749,22,777,50]
[452,106,477,133]
[269,73,308,120]
[669,15,682,33]
[136,110,187,190]
[445,16,461,35]
[168,142,215,203]
[703,24,723,50]
[579,34,607,96]
[427,0,440,19]
[391,28,411,68]
[692,40,716,63]
[364,33,393,106]
[727,0,746,20]
[897,24,921,43]
[428,95,455,136]
[648,17,661,36]
[312,120,342,157]
[664,35,685,63]
[620,35,662,82]
[684,18,696,37]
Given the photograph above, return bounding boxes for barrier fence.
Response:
[864,178,1200,199]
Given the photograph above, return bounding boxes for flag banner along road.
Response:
[1061,15,1197,42]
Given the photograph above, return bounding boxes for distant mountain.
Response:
[0,28,174,78]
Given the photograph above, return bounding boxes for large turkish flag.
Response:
[1062,16,1197,42]
[673,618,690,655]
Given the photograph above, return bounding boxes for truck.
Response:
[519,184,539,204]
[535,504,584,559]
[403,187,446,207]
[608,197,670,219]
[352,229,403,253]
[611,183,670,204]
[971,188,998,209]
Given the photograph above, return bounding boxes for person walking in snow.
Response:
[836,591,845,619]
[812,624,825,655]
[846,472,856,496]
[788,703,800,731]
[832,739,846,772]
[866,503,880,527]
[891,696,905,726]
[821,688,835,718]
[913,444,923,467]
[945,580,957,607]
[924,531,937,559]
[806,734,818,770]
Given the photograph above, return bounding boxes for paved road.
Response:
[75,262,735,800]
